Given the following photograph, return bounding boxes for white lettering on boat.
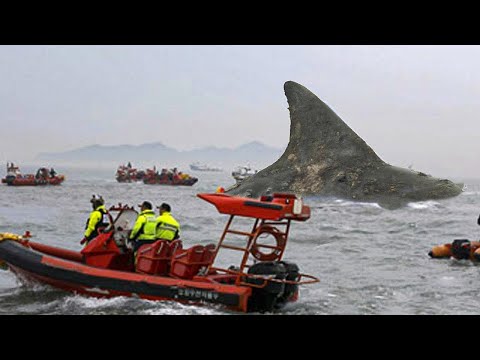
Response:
[177,287,220,301]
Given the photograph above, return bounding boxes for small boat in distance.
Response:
[143,166,198,186]
[115,162,145,183]
[189,162,223,172]
[2,163,65,186]
[232,164,258,185]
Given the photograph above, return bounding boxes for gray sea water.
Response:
[1,165,480,315]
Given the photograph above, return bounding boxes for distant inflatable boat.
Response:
[3,174,65,186]
[115,163,145,183]
[143,167,198,186]
[143,177,198,186]
[2,164,65,186]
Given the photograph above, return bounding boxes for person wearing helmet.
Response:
[81,195,110,245]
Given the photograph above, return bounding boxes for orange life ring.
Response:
[250,226,286,262]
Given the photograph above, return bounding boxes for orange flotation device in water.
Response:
[429,239,480,261]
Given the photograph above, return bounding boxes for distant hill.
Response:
[36,141,284,168]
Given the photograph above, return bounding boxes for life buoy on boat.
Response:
[250,226,286,262]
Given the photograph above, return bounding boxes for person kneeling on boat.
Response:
[156,202,180,241]
[129,201,158,254]
[81,195,110,245]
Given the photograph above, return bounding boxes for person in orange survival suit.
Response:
[428,239,480,261]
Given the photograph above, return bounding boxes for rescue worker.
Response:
[156,203,180,241]
[129,201,157,253]
[429,239,480,261]
[81,195,110,245]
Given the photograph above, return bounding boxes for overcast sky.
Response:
[0,45,479,178]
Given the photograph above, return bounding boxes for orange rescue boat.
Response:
[0,193,319,313]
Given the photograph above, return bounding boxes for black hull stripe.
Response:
[243,201,283,210]
[0,241,240,307]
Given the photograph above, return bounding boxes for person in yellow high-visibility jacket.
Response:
[129,201,157,253]
[81,196,110,245]
[156,203,180,241]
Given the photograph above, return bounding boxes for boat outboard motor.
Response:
[451,239,471,260]
[246,261,287,313]
[278,261,300,302]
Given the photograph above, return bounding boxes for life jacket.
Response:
[84,205,110,241]
[131,210,157,241]
[156,212,180,241]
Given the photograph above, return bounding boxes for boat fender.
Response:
[250,226,286,262]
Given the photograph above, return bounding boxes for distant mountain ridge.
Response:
[36,141,284,166]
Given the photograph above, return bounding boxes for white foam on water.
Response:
[142,302,221,315]
[407,201,440,210]
[334,199,382,208]
[63,293,131,309]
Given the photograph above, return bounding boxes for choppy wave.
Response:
[333,199,382,208]
[407,201,441,210]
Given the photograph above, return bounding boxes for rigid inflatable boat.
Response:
[0,193,319,312]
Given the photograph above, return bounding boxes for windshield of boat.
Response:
[111,208,138,247]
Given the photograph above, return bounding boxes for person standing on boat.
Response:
[81,195,110,245]
[155,203,180,241]
[129,201,157,253]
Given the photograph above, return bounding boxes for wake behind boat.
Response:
[0,192,318,313]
